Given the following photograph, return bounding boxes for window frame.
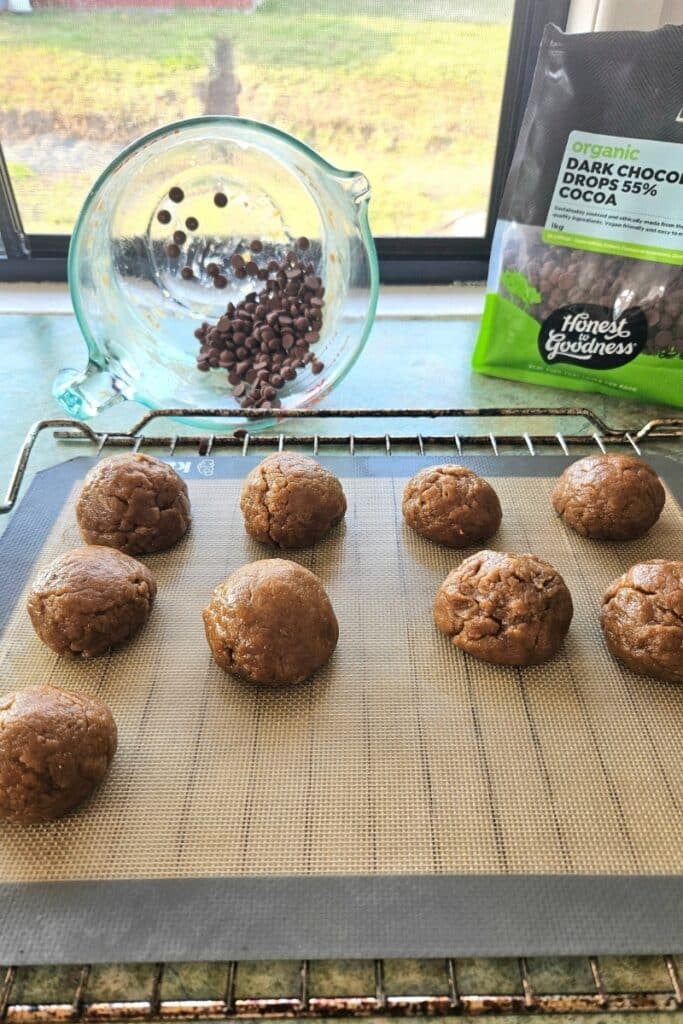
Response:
[0,0,569,285]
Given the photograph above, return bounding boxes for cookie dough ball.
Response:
[240,453,346,549]
[601,560,683,683]
[0,686,117,824]
[551,454,665,541]
[434,549,573,666]
[203,559,338,686]
[402,465,502,548]
[27,546,156,658]
[77,453,191,555]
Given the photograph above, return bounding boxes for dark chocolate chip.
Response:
[214,192,228,207]
[185,216,199,231]
[157,209,172,225]
[169,186,184,203]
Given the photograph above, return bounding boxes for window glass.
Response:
[0,0,513,237]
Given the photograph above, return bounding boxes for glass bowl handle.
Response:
[346,173,371,203]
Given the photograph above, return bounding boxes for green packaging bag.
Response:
[473,24,683,408]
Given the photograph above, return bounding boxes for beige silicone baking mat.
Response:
[1,454,682,884]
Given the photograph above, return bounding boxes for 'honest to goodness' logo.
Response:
[538,303,647,370]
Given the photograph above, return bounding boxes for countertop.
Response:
[1,312,682,510]
[0,308,682,1022]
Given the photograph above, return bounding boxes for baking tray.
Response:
[1,435,682,967]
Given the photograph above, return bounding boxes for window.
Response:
[0,0,568,282]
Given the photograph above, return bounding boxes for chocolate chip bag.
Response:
[472,23,683,408]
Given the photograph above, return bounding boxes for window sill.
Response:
[0,283,486,319]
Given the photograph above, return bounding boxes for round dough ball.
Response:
[551,454,665,541]
[0,685,117,824]
[434,549,573,666]
[402,464,502,548]
[77,453,191,555]
[27,546,156,658]
[600,560,683,683]
[203,558,338,686]
[240,453,346,549]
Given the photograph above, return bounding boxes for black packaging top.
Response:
[500,23,683,227]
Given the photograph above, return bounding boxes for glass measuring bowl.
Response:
[56,116,379,431]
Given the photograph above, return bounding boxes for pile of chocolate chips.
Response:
[156,186,327,407]
[193,238,326,409]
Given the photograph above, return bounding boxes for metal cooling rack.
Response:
[2,957,683,1020]
[1,405,683,1020]
[2,405,683,516]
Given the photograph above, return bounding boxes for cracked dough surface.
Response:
[601,560,683,683]
[27,545,157,658]
[77,453,191,555]
[402,464,502,548]
[203,558,338,686]
[551,453,665,541]
[434,549,573,666]
[240,453,346,549]
[0,685,117,824]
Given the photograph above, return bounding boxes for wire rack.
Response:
[2,405,683,516]
[2,956,683,1021]
[1,406,683,1021]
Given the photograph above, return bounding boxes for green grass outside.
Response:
[0,1,512,234]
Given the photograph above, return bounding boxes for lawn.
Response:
[0,0,512,235]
